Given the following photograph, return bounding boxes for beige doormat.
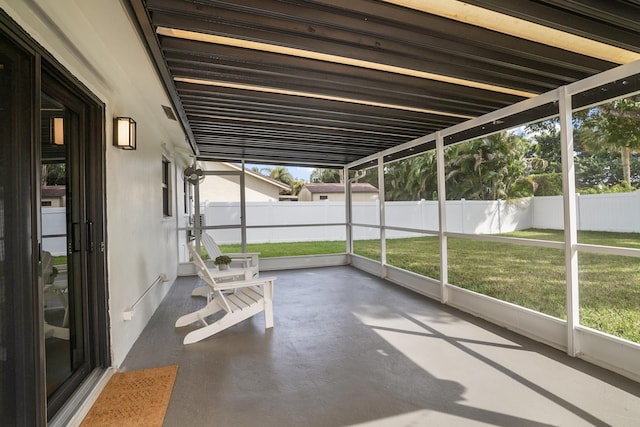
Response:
[81,365,178,427]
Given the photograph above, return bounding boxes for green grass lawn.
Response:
[221,229,640,343]
[216,240,347,257]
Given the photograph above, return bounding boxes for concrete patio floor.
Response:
[120,266,640,426]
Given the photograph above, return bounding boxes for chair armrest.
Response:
[223,252,260,257]
[215,276,276,291]
[225,253,260,268]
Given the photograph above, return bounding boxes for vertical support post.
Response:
[194,169,202,255]
[344,166,352,256]
[378,155,387,275]
[240,160,247,252]
[559,86,580,356]
[436,132,448,304]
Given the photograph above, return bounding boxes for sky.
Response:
[288,166,314,181]
[246,164,314,182]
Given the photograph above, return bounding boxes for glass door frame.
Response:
[0,10,109,425]
[39,63,109,422]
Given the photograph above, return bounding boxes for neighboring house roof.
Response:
[204,162,292,192]
[302,183,378,193]
[41,186,66,197]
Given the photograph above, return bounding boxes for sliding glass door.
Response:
[40,76,94,415]
[0,15,108,424]
[0,28,40,426]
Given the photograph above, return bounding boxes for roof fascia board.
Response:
[124,0,198,155]
[222,162,292,191]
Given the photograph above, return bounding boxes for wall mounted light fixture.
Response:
[113,117,137,150]
[51,117,64,145]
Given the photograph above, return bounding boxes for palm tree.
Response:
[576,96,640,185]
[445,132,531,200]
[268,166,294,186]
[290,179,305,196]
[384,152,438,201]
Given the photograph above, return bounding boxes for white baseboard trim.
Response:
[61,367,115,427]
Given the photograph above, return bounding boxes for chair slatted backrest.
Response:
[200,231,259,278]
[200,232,223,260]
[42,250,55,285]
[187,242,232,313]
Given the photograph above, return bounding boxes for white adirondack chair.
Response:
[190,231,261,298]
[177,242,275,345]
[42,251,69,340]
[200,231,260,276]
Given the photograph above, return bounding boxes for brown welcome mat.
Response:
[81,365,178,427]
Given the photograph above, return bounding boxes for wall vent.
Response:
[161,105,177,121]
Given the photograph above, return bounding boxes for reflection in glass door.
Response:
[40,85,89,412]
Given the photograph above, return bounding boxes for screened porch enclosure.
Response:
[7,1,640,424]
[186,60,640,384]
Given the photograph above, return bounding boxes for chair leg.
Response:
[191,285,210,298]
[58,291,69,327]
[45,322,69,340]
[175,299,224,328]
[183,304,264,344]
[263,283,274,329]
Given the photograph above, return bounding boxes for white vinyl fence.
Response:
[42,208,67,256]
[41,191,640,253]
[201,190,640,244]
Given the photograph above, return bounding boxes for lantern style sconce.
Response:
[113,117,137,150]
[51,117,64,145]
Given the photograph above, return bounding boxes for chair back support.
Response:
[187,243,231,312]
[200,232,223,260]
[42,250,55,285]
[200,231,259,278]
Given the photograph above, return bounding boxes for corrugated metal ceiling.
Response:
[127,0,640,167]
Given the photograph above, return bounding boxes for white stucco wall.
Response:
[297,187,313,201]
[1,0,192,366]
[298,189,378,202]
[199,174,282,202]
[315,192,343,202]
[197,162,285,202]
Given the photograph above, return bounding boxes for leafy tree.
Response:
[267,166,294,186]
[360,167,378,187]
[41,163,66,186]
[529,173,563,196]
[290,179,305,196]
[383,160,412,201]
[384,152,438,201]
[445,132,532,200]
[310,168,342,183]
[578,180,633,194]
[527,129,560,174]
[526,117,639,192]
[576,95,640,185]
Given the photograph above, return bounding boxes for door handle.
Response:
[71,221,95,252]
[72,222,82,253]
[87,221,94,253]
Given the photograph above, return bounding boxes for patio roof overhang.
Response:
[126,0,640,168]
